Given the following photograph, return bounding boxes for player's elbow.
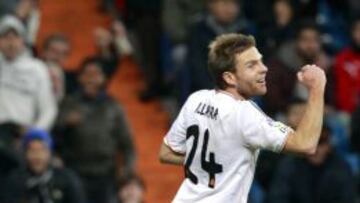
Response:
[159,151,177,164]
[296,141,317,156]
[158,144,170,164]
[158,151,168,164]
[284,132,317,156]
[300,145,317,156]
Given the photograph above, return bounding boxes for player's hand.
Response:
[297,64,327,91]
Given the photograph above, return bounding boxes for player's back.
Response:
[165,89,261,203]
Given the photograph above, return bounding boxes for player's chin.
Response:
[254,86,267,95]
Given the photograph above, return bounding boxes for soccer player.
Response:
[158,33,326,202]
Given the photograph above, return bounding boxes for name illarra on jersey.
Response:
[195,102,219,121]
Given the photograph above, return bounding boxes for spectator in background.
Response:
[93,20,133,79]
[258,0,296,58]
[334,17,360,114]
[0,0,40,51]
[162,0,204,46]
[126,0,164,101]
[53,57,135,203]
[41,34,76,96]
[15,0,40,50]
[112,174,145,203]
[268,126,357,203]
[0,15,57,131]
[111,20,134,58]
[2,128,86,203]
[42,34,70,68]
[159,0,205,116]
[162,0,204,105]
[264,21,332,116]
[183,0,255,101]
[47,62,65,102]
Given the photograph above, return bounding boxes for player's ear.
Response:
[223,71,236,87]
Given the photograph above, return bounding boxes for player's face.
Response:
[232,47,268,98]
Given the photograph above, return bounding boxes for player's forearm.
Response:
[294,87,325,154]
[159,143,185,165]
[160,153,185,165]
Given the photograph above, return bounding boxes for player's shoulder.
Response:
[237,100,269,121]
[244,101,267,115]
[187,90,255,118]
[179,89,217,115]
[183,89,213,106]
[188,89,213,99]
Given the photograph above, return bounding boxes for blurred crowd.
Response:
[0,0,360,203]
[0,0,143,203]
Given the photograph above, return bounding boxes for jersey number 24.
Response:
[185,124,223,188]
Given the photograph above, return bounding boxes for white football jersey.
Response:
[164,90,292,203]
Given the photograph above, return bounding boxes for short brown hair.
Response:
[208,33,256,89]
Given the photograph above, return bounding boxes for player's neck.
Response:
[218,88,246,101]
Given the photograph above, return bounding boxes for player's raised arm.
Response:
[282,64,327,155]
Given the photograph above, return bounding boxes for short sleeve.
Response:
[240,103,293,152]
[164,104,187,154]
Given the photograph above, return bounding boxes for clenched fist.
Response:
[297,64,327,91]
